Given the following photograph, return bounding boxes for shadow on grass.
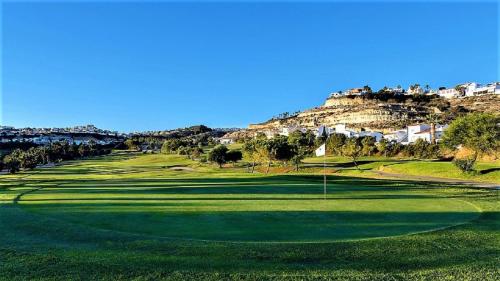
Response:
[479,167,500,174]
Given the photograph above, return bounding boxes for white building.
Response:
[407,85,424,95]
[383,129,408,143]
[328,91,344,98]
[219,138,234,145]
[407,124,431,143]
[333,124,356,138]
[357,131,383,142]
[425,89,437,95]
[407,124,448,143]
[279,125,305,137]
[316,126,335,137]
[463,82,500,96]
[344,88,368,96]
[392,86,405,94]
[33,136,52,145]
[437,88,460,99]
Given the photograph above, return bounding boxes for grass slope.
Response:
[0,152,498,280]
[303,156,500,183]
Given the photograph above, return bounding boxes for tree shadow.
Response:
[479,167,500,174]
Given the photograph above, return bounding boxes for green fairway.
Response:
[1,152,498,280]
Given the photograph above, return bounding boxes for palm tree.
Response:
[426,113,441,144]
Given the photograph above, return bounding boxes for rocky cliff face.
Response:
[228,95,499,139]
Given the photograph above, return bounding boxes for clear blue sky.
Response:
[2,1,498,132]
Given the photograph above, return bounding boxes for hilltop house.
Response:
[464,82,500,96]
[328,91,344,99]
[437,88,460,99]
[388,86,405,94]
[407,85,424,95]
[345,88,368,96]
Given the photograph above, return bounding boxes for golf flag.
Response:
[315,143,326,157]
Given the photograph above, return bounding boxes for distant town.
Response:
[0,124,238,146]
[328,81,500,99]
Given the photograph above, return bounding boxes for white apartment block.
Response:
[463,82,500,96]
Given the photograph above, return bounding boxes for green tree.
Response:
[226,150,243,165]
[190,147,204,160]
[441,113,499,172]
[124,139,139,151]
[287,130,315,156]
[207,145,228,168]
[361,136,377,156]
[268,136,294,169]
[290,145,306,171]
[342,138,363,170]
[19,147,39,170]
[242,139,259,173]
[326,133,346,156]
[3,149,22,174]
[376,138,389,157]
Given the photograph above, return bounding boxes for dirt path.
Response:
[371,170,500,189]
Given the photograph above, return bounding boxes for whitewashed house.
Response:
[407,124,431,143]
[462,82,499,96]
[328,91,344,98]
[383,129,408,143]
[407,124,448,143]
[345,88,367,96]
[280,125,304,137]
[437,88,460,99]
[407,85,424,95]
[333,124,356,138]
[219,138,234,145]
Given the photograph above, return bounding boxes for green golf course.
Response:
[1,152,498,280]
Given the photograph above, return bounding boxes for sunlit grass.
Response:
[0,152,498,280]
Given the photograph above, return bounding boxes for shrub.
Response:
[453,157,476,173]
[226,150,243,164]
[208,145,228,168]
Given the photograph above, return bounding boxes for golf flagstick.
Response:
[315,141,327,200]
[323,146,326,200]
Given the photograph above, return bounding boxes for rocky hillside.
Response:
[228,94,499,139]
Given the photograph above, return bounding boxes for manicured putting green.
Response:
[14,154,480,242]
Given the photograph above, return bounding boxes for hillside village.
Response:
[0,124,124,145]
[327,81,500,100]
[221,81,500,145]
[0,124,236,147]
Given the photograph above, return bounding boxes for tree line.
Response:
[204,113,498,174]
[0,141,112,174]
